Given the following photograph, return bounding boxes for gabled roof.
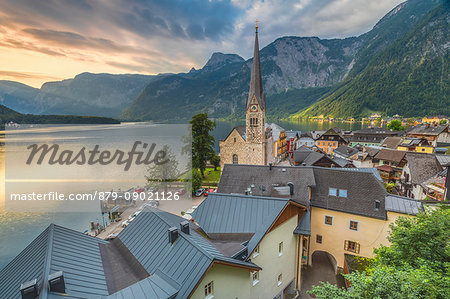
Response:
[222,125,246,142]
[293,146,325,166]
[405,152,443,185]
[407,124,448,136]
[381,137,404,149]
[334,145,359,158]
[331,156,353,168]
[374,149,407,163]
[118,208,259,299]
[191,193,292,257]
[353,127,403,135]
[0,224,109,299]
[385,195,422,215]
[310,167,387,219]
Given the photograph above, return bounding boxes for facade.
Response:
[315,128,348,154]
[296,134,315,148]
[286,130,300,157]
[219,25,269,168]
[267,123,287,160]
[349,127,403,147]
[406,124,450,147]
[422,115,448,125]
[397,137,433,153]
[373,149,407,182]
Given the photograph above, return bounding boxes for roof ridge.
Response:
[212,192,289,202]
[40,223,55,298]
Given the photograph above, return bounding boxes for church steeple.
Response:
[247,21,265,110]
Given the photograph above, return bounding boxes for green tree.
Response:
[145,145,179,193]
[387,119,405,131]
[191,168,202,193]
[190,113,216,176]
[210,154,220,171]
[309,206,450,298]
[440,119,448,125]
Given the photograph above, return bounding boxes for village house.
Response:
[421,115,448,125]
[292,146,341,168]
[348,147,380,168]
[217,164,422,275]
[406,124,450,147]
[399,152,443,199]
[334,145,359,161]
[286,130,300,157]
[315,128,348,154]
[348,127,403,147]
[267,123,287,161]
[397,137,434,153]
[372,149,407,183]
[296,132,316,148]
[380,136,404,149]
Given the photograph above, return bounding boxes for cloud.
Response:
[0,70,62,81]
[0,0,405,87]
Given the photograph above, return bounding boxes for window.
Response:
[252,245,259,258]
[375,200,380,210]
[344,240,360,253]
[328,188,337,196]
[232,154,238,164]
[204,281,214,298]
[324,216,333,225]
[339,189,347,198]
[234,137,236,143]
[277,274,282,286]
[316,235,322,244]
[278,242,283,256]
[251,271,259,286]
[349,220,359,231]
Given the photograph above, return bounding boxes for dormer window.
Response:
[328,188,337,196]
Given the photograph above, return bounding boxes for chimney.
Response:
[269,163,273,170]
[168,227,178,244]
[180,220,190,234]
[48,271,65,293]
[287,182,294,196]
[20,279,38,299]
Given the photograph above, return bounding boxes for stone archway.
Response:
[312,250,337,273]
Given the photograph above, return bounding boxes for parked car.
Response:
[121,220,129,228]
[105,233,118,241]
[135,187,145,193]
[176,188,186,196]
[194,188,205,197]
[204,188,216,197]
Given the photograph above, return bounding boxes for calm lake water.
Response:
[0,119,366,269]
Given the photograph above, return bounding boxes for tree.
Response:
[190,113,216,176]
[210,154,220,171]
[309,206,450,298]
[439,119,448,125]
[145,145,179,193]
[191,168,202,193]
[387,119,405,131]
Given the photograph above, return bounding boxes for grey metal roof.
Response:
[294,209,311,236]
[118,207,259,299]
[334,145,359,158]
[191,193,290,256]
[337,167,383,181]
[0,224,109,299]
[331,156,352,167]
[385,195,423,215]
[105,273,178,299]
[407,124,448,136]
[436,154,450,167]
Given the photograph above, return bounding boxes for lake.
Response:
[0,119,366,269]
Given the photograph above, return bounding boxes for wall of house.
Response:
[309,207,412,269]
[190,264,251,299]
[191,215,299,299]
[250,215,298,299]
[351,159,373,168]
[437,131,450,144]
[219,129,246,170]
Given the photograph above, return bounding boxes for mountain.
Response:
[0,104,119,128]
[0,73,155,117]
[121,36,361,121]
[295,0,448,118]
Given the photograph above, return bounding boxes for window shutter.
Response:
[356,242,360,254]
[344,240,348,251]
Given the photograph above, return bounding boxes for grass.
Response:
[202,167,221,186]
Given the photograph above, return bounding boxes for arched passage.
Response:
[311,250,338,273]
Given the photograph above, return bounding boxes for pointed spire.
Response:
[247,21,265,110]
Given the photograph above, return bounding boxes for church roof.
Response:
[247,27,265,110]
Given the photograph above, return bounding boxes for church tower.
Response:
[245,21,266,165]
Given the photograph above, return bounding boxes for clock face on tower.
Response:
[250,105,258,112]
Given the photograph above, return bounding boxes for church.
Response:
[219,24,285,169]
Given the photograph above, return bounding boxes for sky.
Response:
[0,0,405,88]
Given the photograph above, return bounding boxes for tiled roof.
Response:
[405,153,443,185]
[407,124,448,136]
[334,145,359,158]
[331,156,352,167]
[310,167,387,219]
[218,164,388,219]
[381,137,404,149]
[0,224,109,299]
[374,149,407,163]
[385,195,422,215]
[191,193,290,256]
[217,164,316,205]
[293,146,326,166]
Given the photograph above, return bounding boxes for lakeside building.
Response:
[314,128,348,154]
[406,124,450,147]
